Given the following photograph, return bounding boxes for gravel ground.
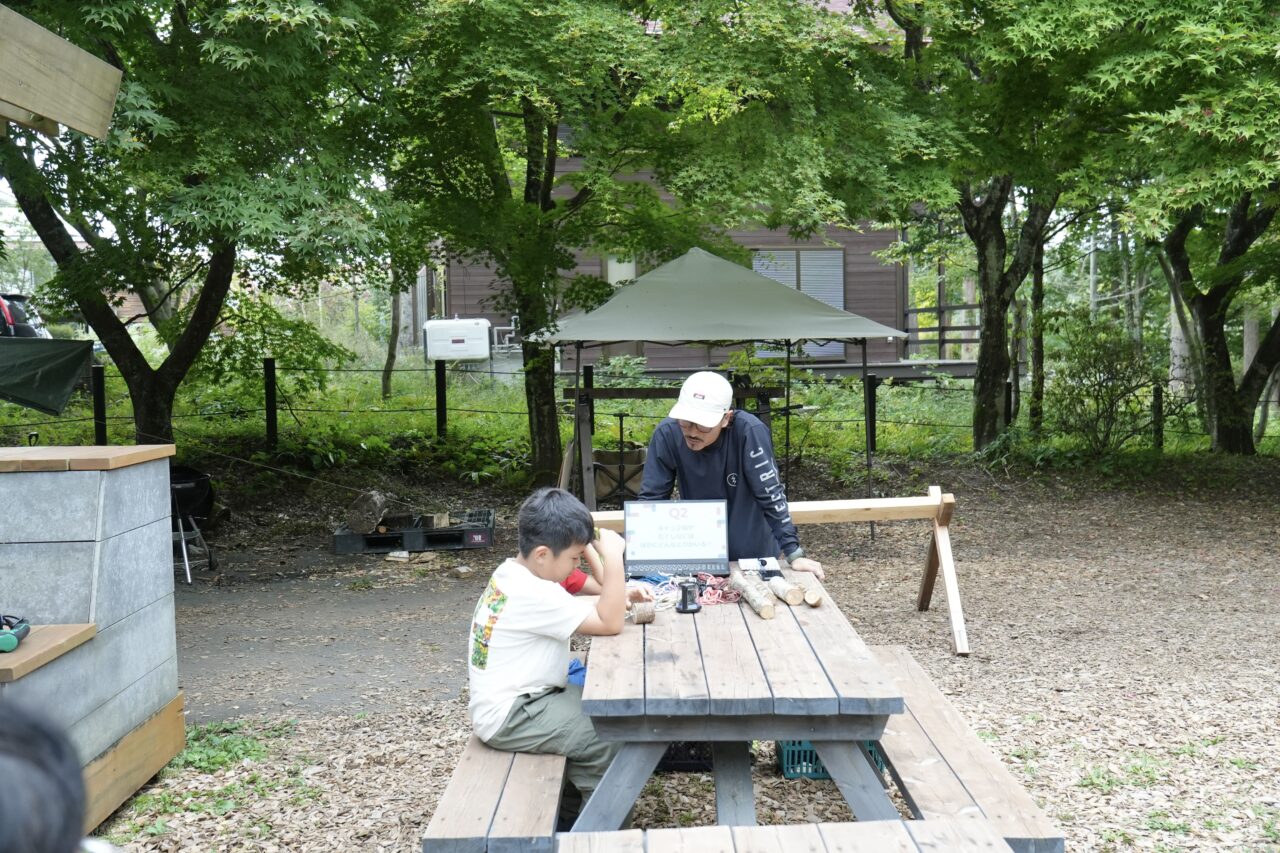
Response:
[96,461,1280,852]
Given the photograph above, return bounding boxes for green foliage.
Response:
[1044,314,1164,456]
[170,720,291,773]
[187,294,355,399]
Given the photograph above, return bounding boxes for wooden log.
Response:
[767,576,804,606]
[803,587,823,608]
[729,570,775,620]
[345,490,387,533]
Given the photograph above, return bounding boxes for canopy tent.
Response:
[539,247,905,345]
[541,247,906,511]
[0,339,93,415]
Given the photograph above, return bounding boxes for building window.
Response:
[751,249,845,358]
[606,255,636,286]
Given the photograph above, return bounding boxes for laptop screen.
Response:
[624,500,729,563]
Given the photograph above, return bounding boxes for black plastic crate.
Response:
[655,741,715,773]
[332,509,495,555]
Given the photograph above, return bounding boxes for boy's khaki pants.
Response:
[484,683,619,797]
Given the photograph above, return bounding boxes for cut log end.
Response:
[803,588,823,607]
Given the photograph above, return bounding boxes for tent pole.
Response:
[573,342,583,496]
[784,340,792,487]
[861,339,874,541]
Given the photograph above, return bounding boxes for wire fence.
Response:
[3,358,1279,459]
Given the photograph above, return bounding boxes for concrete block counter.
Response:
[0,444,185,830]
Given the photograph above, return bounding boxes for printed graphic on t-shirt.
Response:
[470,578,508,669]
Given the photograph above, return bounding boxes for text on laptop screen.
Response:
[624,501,728,562]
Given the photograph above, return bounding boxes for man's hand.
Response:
[790,556,825,581]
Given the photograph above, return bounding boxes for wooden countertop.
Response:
[0,444,175,472]
[0,623,97,682]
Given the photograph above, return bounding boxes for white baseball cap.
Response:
[669,371,733,428]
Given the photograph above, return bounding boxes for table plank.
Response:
[740,597,839,715]
[643,609,709,716]
[692,604,773,715]
[644,825,735,853]
[582,622,645,717]
[783,571,903,715]
[730,823,826,853]
[817,820,917,853]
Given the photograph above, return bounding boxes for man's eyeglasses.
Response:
[677,419,719,434]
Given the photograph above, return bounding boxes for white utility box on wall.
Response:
[424,317,492,362]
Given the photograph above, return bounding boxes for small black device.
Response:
[0,615,31,653]
[675,581,702,614]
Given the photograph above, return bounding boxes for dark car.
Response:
[0,293,52,338]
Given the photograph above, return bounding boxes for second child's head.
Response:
[517,487,595,581]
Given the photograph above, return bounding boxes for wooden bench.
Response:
[555,816,1016,851]
[592,485,971,655]
[422,736,568,853]
[870,646,1064,853]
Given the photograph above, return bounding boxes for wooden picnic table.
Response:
[574,569,904,832]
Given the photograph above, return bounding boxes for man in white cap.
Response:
[639,371,825,579]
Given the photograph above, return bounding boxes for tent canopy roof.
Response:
[539,247,905,345]
[0,338,93,415]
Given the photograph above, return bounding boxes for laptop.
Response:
[623,499,731,577]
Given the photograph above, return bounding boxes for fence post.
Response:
[435,359,447,437]
[1004,380,1014,426]
[264,357,277,450]
[92,364,108,446]
[864,373,878,454]
[1152,384,1164,451]
[584,365,595,434]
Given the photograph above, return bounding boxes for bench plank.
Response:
[644,825,735,852]
[556,828,645,852]
[730,823,826,853]
[816,819,916,852]
[870,647,1064,853]
[423,736,516,853]
[906,815,1014,850]
[489,752,568,853]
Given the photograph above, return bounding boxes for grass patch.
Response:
[1144,811,1191,834]
[348,577,375,591]
[1078,765,1122,793]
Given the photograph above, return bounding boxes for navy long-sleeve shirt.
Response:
[639,411,801,560]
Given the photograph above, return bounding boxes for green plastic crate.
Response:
[777,740,829,780]
[777,740,887,780]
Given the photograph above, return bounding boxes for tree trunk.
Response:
[127,372,180,445]
[382,281,400,400]
[522,341,562,485]
[1029,240,1045,436]
[957,177,1056,450]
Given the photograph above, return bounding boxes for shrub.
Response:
[1044,315,1161,455]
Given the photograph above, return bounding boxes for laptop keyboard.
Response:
[630,563,728,576]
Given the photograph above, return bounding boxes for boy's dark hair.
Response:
[518,487,594,557]
[0,702,86,853]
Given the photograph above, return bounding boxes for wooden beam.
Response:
[82,692,186,832]
[0,5,122,139]
[591,493,946,532]
[0,623,96,683]
[0,97,58,135]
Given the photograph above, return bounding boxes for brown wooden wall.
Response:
[445,222,905,373]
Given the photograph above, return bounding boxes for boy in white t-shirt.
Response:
[467,487,628,803]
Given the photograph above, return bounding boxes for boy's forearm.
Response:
[595,567,626,633]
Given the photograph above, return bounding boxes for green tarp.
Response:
[539,247,906,344]
[0,338,93,415]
